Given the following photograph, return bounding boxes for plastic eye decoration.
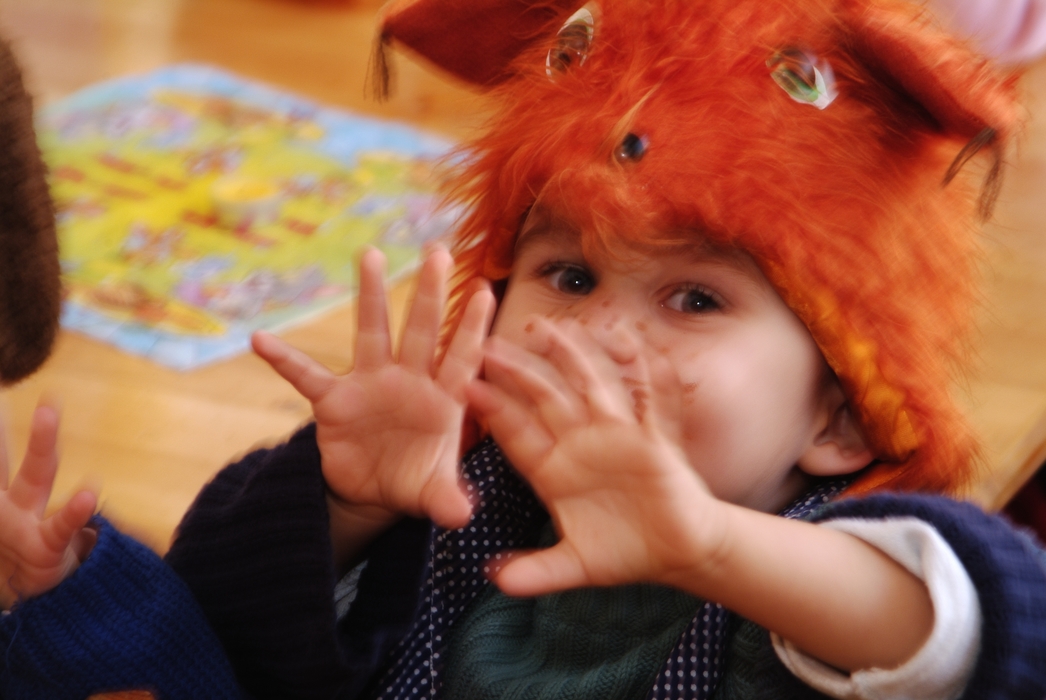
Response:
[614,132,648,163]
[546,5,596,78]
[767,48,837,110]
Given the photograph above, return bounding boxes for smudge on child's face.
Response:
[490,208,834,512]
[630,388,648,421]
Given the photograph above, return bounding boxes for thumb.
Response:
[40,489,96,555]
[251,331,335,403]
[491,542,590,597]
[421,472,473,530]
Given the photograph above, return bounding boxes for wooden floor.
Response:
[0,0,1045,552]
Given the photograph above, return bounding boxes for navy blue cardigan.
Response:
[2,423,1045,699]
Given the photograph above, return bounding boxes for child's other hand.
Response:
[468,318,728,597]
[253,247,494,531]
[0,404,97,610]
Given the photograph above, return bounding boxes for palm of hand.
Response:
[313,362,469,521]
[253,247,494,530]
[469,321,724,596]
[526,423,718,590]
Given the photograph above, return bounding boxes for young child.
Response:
[3,0,1046,698]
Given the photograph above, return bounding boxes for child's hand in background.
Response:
[468,318,727,596]
[0,404,97,610]
[253,247,494,538]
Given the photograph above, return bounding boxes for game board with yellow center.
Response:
[40,64,456,369]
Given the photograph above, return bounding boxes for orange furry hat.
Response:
[378,0,1019,496]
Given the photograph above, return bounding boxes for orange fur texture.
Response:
[393,0,1020,496]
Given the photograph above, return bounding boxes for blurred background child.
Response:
[930,0,1046,63]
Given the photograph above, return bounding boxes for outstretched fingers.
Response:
[354,248,393,371]
[524,320,632,422]
[398,247,451,373]
[482,336,583,436]
[466,379,554,471]
[645,349,684,440]
[437,284,495,402]
[7,405,61,517]
[252,331,336,403]
[0,404,9,490]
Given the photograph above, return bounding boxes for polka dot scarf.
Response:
[372,439,849,700]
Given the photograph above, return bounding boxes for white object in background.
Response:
[928,0,1046,63]
[211,176,283,229]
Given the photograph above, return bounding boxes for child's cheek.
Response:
[672,346,756,450]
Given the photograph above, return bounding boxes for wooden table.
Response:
[965,58,1046,510]
[0,0,1044,551]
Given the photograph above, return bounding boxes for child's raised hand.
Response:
[0,404,98,610]
[468,318,728,597]
[252,247,494,531]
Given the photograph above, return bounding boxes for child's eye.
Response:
[542,263,595,295]
[662,286,722,314]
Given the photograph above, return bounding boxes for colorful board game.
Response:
[39,64,456,370]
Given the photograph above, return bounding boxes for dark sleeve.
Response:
[713,494,1046,700]
[0,518,243,700]
[164,423,431,700]
[813,494,1046,700]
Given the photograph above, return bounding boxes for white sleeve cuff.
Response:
[771,517,981,700]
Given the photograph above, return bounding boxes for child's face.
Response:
[490,209,844,513]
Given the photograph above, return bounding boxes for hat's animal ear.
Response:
[842,1,1020,214]
[374,0,581,93]
[845,1,1019,139]
[0,38,61,384]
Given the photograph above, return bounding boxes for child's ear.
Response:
[798,380,874,477]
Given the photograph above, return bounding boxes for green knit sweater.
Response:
[442,524,704,700]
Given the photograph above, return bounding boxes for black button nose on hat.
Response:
[614,132,648,163]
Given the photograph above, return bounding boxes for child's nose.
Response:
[573,296,641,365]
